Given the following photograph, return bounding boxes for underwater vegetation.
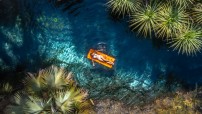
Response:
[107,0,202,55]
[1,66,94,114]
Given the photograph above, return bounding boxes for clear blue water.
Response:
[0,0,202,90]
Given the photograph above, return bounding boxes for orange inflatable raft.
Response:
[87,49,115,68]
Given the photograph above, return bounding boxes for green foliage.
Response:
[106,0,202,55]
[0,83,13,99]
[155,91,200,114]
[171,0,194,7]
[192,3,202,24]
[155,4,189,39]
[6,66,94,114]
[106,0,140,17]
[129,3,160,37]
[169,25,202,55]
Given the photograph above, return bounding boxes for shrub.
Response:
[106,0,140,17]
[155,4,189,39]
[168,25,202,55]
[6,66,94,114]
[129,3,160,37]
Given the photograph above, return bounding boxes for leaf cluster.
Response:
[5,66,94,114]
[107,0,202,56]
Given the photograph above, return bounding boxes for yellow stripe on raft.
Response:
[87,49,115,68]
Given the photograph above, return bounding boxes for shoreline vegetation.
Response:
[1,66,95,114]
[1,65,202,113]
[107,0,202,56]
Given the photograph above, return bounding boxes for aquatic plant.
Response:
[169,25,202,55]
[155,91,200,114]
[6,66,94,114]
[155,4,189,39]
[129,3,160,37]
[192,3,202,24]
[106,0,140,17]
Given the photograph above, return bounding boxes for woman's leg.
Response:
[106,61,114,65]
[100,56,114,65]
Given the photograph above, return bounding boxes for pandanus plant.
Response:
[155,4,189,39]
[129,2,161,37]
[106,0,140,17]
[171,0,194,7]
[107,0,202,55]
[168,25,202,55]
[6,66,94,114]
[192,3,202,24]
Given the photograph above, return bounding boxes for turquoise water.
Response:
[0,0,202,103]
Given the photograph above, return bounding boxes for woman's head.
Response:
[91,52,96,57]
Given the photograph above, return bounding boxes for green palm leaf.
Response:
[0,83,13,99]
[5,93,25,114]
[106,0,140,17]
[24,72,45,97]
[155,4,189,39]
[54,86,88,113]
[169,25,202,55]
[5,66,93,114]
[192,3,202,24]
[54,90,74,113]
[129,2,160,37]
[42,66,73,90]
[24,96,52,114]
[172,0,194,7]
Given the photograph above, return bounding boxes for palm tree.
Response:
[129,2,161,37]
[6,66,94,114]
[168,25,202,55]
[106,0,140,17]
[192,3,202,24]
[155,4,189,39]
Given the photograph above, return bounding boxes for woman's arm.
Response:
[91,59,95,66]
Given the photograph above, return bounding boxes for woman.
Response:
[91,52,114,66]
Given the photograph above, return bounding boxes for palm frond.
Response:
[172,0,194,7]
[5,66,93,114]
[5,93,25,114]
[24,72,45,97]
[169,25,202,55]
[54,90,74,113]
[129,2,161,37]
[192,3,202,24]
[24,96,52,114]
[106,0,140,17]
[155,4,189,39]
[42,66,73,90]
[0,83,13,98]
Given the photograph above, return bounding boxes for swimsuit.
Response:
[93,54,103,61]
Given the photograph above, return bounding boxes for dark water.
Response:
[0,0,202,89]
